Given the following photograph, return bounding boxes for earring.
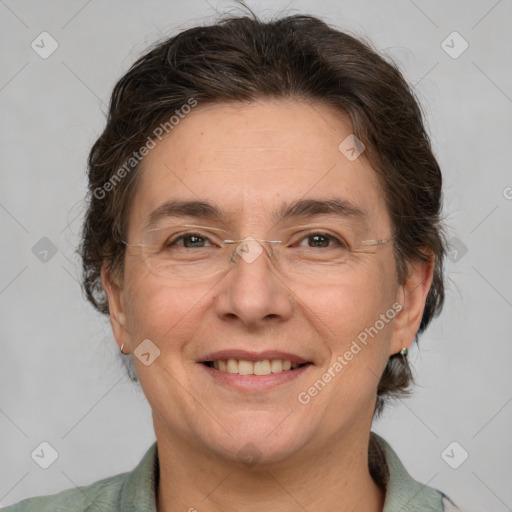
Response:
[399,347,408,357]
[120,343,126,355]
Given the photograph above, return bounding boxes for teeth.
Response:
[254,360,271,375]
[209,358,302,375]
[227,358,238,374]
[238,360,253,375]
[270,359,283,373]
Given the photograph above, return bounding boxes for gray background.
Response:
[1,0,511,510]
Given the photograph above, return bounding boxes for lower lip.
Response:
[200,363,312,392]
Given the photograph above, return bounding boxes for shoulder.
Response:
[1,472,127,512]
[1,443,159,512]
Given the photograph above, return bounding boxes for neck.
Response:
[154,422,384,512]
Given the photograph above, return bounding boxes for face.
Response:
[103,99,432,465]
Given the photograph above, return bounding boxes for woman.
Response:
[4,12,457,511]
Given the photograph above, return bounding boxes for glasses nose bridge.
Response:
[224,236,282,266]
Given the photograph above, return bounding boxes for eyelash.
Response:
[165,231,348,249]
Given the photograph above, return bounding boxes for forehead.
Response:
[130,99,390,233]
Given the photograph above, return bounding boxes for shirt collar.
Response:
[119,433,444,511]
[120,443,159,512]
[370,433,445,511]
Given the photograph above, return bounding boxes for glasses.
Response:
[122,223,392,282]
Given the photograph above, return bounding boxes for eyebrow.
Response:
[146,198,367,230]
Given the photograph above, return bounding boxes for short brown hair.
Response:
[80,13,446,414]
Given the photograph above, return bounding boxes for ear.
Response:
[101,263,130,353]
[389,254,435,356]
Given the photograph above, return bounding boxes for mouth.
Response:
[201,359,311,375]
[197,350,313,392]
[198,350,313,389]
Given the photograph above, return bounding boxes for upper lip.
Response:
[200,350,310,365]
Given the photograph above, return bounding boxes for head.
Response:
[80,14,445,463]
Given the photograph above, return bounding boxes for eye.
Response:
[166,232,213,249]
[297,232,347,249]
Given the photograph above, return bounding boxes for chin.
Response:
[200,414,314,467]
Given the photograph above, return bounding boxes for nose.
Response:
[213,238,294,328]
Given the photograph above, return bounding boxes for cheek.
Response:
[306,258,398,368]
[312,257,396,327]
[122,269,207,350]
[298,278,398,418]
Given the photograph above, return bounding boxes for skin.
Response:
[102,99,434,512]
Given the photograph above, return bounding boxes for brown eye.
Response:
[166,233,211,248]
[308,234,330,247]
[298,233,347,249]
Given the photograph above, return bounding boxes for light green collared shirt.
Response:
[2,433,454,511]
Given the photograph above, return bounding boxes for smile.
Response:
[202,359,309,375]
